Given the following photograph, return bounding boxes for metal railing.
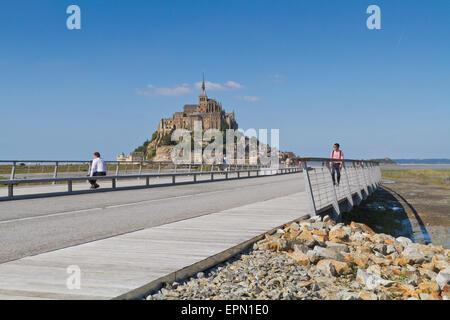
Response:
[299,158,381,221]
[0,160,269,183]
[0,157,381,213]
[0,162,301,200]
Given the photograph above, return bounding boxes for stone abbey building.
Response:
[157,76,238,135]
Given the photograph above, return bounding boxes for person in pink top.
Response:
[330,143,344,186]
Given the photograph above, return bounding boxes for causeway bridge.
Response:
[0,158,380,299]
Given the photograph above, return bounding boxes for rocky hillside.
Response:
[147,216,449,300]
[135,130,298,163]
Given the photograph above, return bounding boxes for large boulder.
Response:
[315,260,337,277]
[344,252,370,269]
[417,281,440,295]
[287,246,310,266]
[317,259,352,275]
[325,241,350,253]
[396,236,413,248]
[312,246,344,261]
[295,229,317,248]
[329,228,348,242]
[436,268,450,290]
[356,268,393,290]
[350,222,376,236]
[402,246,428,265]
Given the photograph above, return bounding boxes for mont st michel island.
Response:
[125,75,295,165]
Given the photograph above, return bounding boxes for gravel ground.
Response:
[146,215,449,300]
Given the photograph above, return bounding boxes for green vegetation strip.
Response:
[381,169,450,188]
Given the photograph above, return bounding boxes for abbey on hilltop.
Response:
[124,75,298,163]
[157,74,238,135]
[125,75,242,161]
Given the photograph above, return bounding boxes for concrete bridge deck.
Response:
[0,170,276,200]
[0,173,309,299]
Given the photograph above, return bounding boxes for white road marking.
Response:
[0,208,103,225]
[0,181,283,225]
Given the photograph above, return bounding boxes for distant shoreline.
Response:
[381,164,450,170]
[393,159,450,165]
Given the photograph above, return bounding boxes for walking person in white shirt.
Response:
[89,152,107,189]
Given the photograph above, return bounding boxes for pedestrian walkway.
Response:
[0,191,310,300]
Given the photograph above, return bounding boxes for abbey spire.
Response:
[200,73,207,97]
[198,73,208,109]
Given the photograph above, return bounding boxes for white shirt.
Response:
[90,157,106,176]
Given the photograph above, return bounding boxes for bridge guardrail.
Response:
[0,160,269,183]
[299,158,381,221]
[0,166,301,200]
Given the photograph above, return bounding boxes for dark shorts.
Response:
[89,172,106,185]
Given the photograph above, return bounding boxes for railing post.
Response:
[146,176,150,186]
[368,162,377,191]
[10,162,16,180]
[342,163,354,211]
[368,163,374,194]
[68,180,72,193]
[301,161,317,216]
[193,174,197,183]
[366,162,373,192]
[8,184,13,198]
[359,162,369,198]
[326,160,342,221]
[375,164,381,186]
[138,162,143,179]
[172,175,176,184]
[53,161,59,185]
[363,163,373,195]
[352,162,363,205]
[87,162,92,177]
[112,178,116,189]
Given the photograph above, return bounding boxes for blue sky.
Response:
[1,0,449,160]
